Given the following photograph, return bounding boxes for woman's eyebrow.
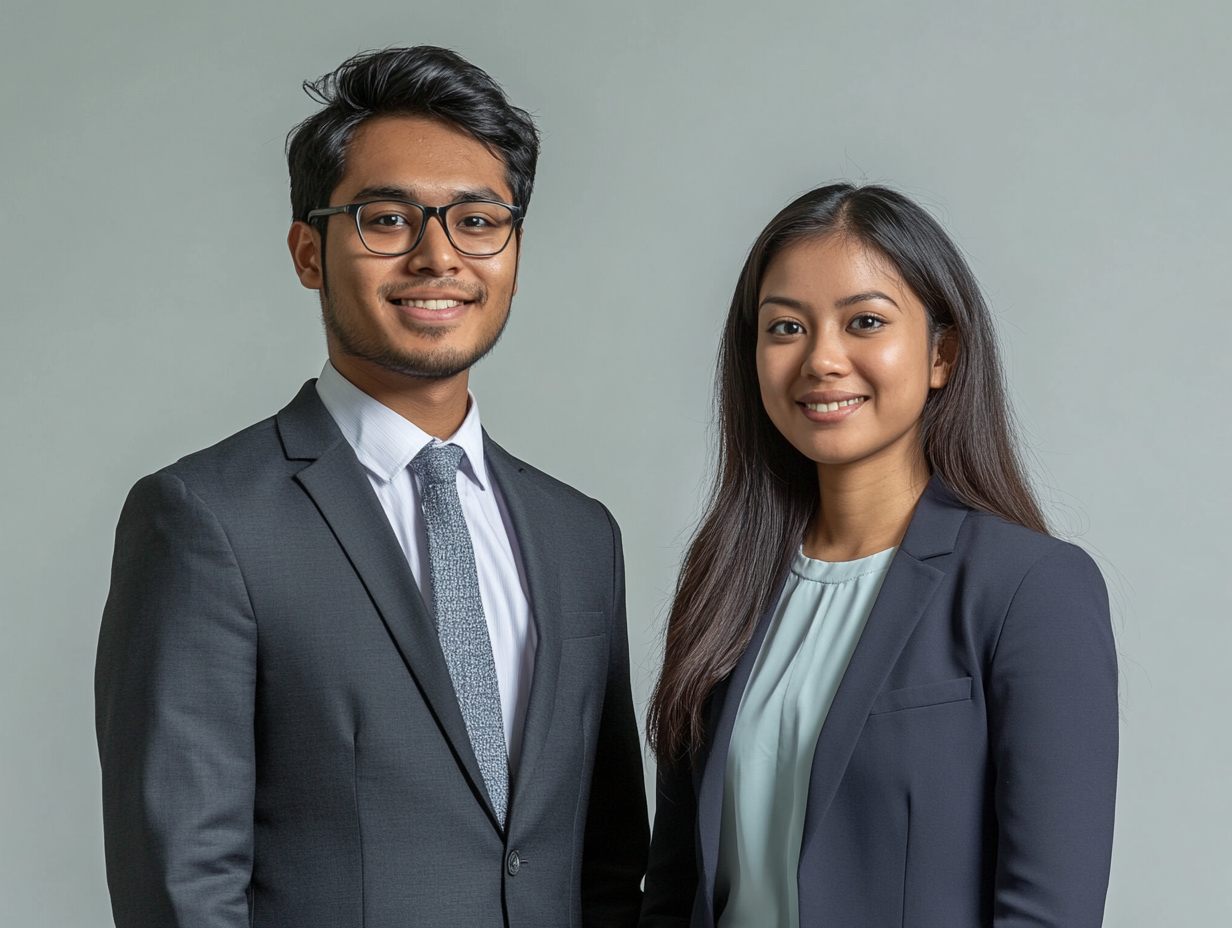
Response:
[759,295,808,311]
[835,290,900,309]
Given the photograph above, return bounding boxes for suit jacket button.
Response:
[507,850,521,876]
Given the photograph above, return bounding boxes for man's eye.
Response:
[372,213,408,227]
[768,320,804,336]
[850,314,884,331]
[457,214,492,229]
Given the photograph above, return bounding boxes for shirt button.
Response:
[506,850,521,876]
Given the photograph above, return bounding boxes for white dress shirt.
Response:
[315,361,537,770]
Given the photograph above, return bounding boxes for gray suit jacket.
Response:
[641,477,1118,928]
[96,381,649,928]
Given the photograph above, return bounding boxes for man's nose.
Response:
[405,212,463,277]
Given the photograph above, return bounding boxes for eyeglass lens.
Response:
[356,201,515,256]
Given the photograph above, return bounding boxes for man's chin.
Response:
[366,347,477,380]
[323,296,509,381]
[335,331,506,381]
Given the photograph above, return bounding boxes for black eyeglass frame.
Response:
[306,199,525,258]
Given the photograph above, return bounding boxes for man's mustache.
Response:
[378,278,486,304]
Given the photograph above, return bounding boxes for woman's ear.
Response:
[930,327,958,389]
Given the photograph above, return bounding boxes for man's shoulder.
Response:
[144,381,329,504]
[158,414,287,491]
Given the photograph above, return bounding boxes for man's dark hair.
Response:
[286,46,540,224]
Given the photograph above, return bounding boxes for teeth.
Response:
[804,397,866,412]
[399,299,462,309]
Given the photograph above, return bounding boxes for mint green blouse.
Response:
[715,546,897,928]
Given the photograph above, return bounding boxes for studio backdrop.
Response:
[1,1,1228,925]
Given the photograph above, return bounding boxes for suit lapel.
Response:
[277,381,500,828]
[695,573,788,923]
[798,476,968,858]
[482,436,563,813]
[795,552,942,858]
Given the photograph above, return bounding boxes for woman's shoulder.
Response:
[908,477,1101,589]
[916,490,1112,657]
[951,507,1104,596]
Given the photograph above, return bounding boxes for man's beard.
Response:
[321,278,509,380]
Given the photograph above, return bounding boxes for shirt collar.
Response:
[315,360,488,490]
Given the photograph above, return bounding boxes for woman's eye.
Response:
[849,314,884,331]
[768,320,804,336]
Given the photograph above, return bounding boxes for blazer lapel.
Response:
[694,572,789,924]
[798,476,968,859]
[276,381,501,829]
[481,436,563,813]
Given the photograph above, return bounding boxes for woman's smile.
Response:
[798,392,868,421]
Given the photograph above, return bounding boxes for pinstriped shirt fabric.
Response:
[315,361,537,771]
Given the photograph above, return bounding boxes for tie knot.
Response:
[410,441,465,486]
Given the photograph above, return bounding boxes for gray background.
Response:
[1,0,1228,924]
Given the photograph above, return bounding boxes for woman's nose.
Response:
[802,327,850,379]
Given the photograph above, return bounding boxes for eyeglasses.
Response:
[307,199,523,258]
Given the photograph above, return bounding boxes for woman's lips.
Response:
[798,395,867,422]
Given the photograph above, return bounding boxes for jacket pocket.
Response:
[869,676,973,715]
[561,610,607,639]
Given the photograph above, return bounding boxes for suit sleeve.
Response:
[581,507,651,928]
[639,758,700,928]
[95,471,257,928]
[988,543,1118,927]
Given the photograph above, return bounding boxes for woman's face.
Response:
[755,234,953,473]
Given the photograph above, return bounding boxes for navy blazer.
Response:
[641,477,1118,928]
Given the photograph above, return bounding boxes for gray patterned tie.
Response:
[410,441,509,825]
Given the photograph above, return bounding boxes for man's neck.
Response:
[327,350,471,440]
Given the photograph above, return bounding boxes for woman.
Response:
[640,184,1117,928]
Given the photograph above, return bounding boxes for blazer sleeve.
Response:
[95,471,257,928]
[988,542,1118,928]
[581,507,651,928]
[639,758,700,928]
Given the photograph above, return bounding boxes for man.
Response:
[95,46,648,928]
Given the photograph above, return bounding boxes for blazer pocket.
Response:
[562,611,607,639]
[869,676,973,715]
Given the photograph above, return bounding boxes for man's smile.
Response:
[394,298,467,309]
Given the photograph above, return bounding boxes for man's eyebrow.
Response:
[835,290,900,309]
[353,185,417,201]
[350,185,509,204]
[450,186,507,203]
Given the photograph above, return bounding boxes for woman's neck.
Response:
[803,441,931,562]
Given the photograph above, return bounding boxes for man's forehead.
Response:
[338,115,512,201]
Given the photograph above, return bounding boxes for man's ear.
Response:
[511,225,524,297]
[288,221,324,290]
[929,326,959,389]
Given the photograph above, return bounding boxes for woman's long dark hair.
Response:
[649,183,1048,766]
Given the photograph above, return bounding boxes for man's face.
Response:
[290,114,520,379]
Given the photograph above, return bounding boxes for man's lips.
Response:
[393,297,469,310]
[388,293,477,323]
